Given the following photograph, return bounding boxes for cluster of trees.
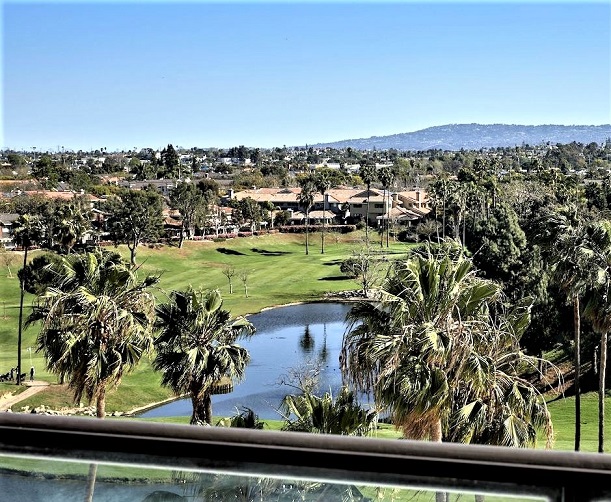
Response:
[415,159,611,453]
[24,249,254,425]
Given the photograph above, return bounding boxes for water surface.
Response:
[139,302,358,420]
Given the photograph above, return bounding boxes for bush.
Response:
[398,229,419,243]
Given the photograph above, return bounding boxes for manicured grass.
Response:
[545,392,611,452]
[1,232,412,412]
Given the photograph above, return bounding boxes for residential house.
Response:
[118,179,177,197]
[344,189,392,226]
[0,213,19,248]
[229,186,430,228]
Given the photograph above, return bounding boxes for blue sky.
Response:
[3,1,610,151]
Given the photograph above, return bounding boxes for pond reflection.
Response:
[139,302,360,420]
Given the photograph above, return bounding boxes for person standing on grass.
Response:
[30,366,34,382]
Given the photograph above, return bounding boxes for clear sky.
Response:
[2,1,610,152]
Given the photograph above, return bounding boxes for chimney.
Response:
[392,193,398,208]
[416,190,421,202]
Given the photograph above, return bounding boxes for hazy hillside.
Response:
[310,124,611,151]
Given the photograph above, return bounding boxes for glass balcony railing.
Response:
[1,413,611,502]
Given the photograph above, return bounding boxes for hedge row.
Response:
[278,225,357,234]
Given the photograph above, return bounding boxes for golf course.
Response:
[1,231,610,452]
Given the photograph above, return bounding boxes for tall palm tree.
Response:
[153,288,254,425]
[359,162,378,245]
[581,220,611,453]
[378,165,394,248]
[27,250,158,418]
[298,177,316,255]
[314,172,332,254]
[341,242,553,448]
[535,203,589,451]
[26,249,150,502]
[11,213,44,386]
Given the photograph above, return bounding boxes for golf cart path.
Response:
[0,380,50,411]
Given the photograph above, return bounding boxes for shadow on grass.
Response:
[318,276,351,281]
[251,248,292,256]
[217,248,247,256]
[323,259,343,266]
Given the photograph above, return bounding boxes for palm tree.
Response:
[11,214,44,385]
[26,249,150,502]
[314,171,332,254]
[581,220,611,453]
[53,198,92,254]
[378,165,394,248]
[359,162,378,244]
[153,288,254,425]
[281,386,377,436]
[298,177,316,255]
[535,203,589,451]
[341,242,553,448]
[27,250,158,418]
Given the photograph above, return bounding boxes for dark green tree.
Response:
[160,144,180,179]
[105,187,164,266]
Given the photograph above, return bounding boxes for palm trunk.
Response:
[84,462,98,502]
[574,295,581,451]
[86,388,106,502]
[431,419,447,502]
[16,247,28,386]
[321,195,326,254]
[178,224,185,249]
[191,392,213,425]
[365,184,370,244]
[599,331,607,453]
[381,189,385,248]
[96,385,106,419]
[129,241,137,267]
[442,196,446,239]
[305,210,310,255]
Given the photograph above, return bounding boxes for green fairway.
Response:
[1,232,411,412]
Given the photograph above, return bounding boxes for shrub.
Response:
[278,225,356,234]
[397,229,419,243]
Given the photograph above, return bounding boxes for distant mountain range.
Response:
[310,124,611,151]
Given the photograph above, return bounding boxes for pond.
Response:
[139,302,365,421]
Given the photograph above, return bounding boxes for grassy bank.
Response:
[0,231,410,412]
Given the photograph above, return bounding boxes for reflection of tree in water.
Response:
[299,324,315,354]
[168,471,371,501]
[318,323,329,364]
